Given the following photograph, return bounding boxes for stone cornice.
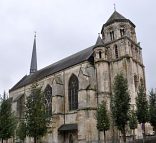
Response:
[104,36,141,50]
[94,55,144,68]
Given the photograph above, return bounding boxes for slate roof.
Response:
[10,46,94,92]
[94,34,104,48]
[102,11,135,28]
[30,35,37,74]
[58,123,78,132]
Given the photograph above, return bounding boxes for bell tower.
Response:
[94,10,145,106]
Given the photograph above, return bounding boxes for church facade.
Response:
[10,11,147,143]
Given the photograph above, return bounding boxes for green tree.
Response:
[129,110,137,142]
[136,84,148,140]
[0,92,17,143]
[25,83,50,143]
[96,101,110,143]
[111,73,130,143]
[149,89,156,134]
[16,120,27,143]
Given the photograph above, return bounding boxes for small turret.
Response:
[94,34,107,62]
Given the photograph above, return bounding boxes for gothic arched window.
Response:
[134,75,138,91]
[115,45,118,59]
[110,31,114,41]
[99,51,102,59]
[68,74,79,111]
[140,78,144,87]
[120,28,125,37]
[44,84,52,117]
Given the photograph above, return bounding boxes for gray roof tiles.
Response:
[10,11,134,92]
[30,35,37,74]
[103,11,135,28]
[58,123,78,131]
[94,35,104,47]
[10,46,94,92]
[106,11,126,24]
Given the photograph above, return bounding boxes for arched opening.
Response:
[44,84,52,117]
[115,45,118,59]
[134,75,138,91]
[120,28,125,37]
[140,78,144,87]
[99,51,102,59]
[110,31,114,41]
[68,74,79,111]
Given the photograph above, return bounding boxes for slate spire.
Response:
[103,10,135,27]
[30,33,37,74]
[106,11,126,24]
[94,33,104,48]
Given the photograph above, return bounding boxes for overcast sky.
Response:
[0,0,156,95]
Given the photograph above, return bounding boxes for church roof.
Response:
[103,11,135,27]
[10,46,94,92]
[106,11,126,23]
[94,34,104,47]
[58,124,78,132]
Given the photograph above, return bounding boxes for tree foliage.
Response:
[96,101,110,143]
[136,84,148,124]
[136,84,148,140]
[149,89,156,134]
[16,120,27,142]
[96,101,110,131]
[111,73,130,142]
[129,110,137,141]
[129,110,137,130]
[25,83,50,143]
[0,92,17,142]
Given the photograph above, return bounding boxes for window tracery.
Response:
[44,84,52,117]
[68,74,79,111]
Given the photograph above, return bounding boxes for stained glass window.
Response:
[68,74,79,111]
[44,85,52,117]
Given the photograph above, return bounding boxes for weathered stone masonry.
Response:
[9,10,150,143]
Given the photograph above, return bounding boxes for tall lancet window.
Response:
[134,75,138,91]
[115,45,119,59]
[44,85,52,117]
[68,74,79,111]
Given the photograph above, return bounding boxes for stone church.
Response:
[9,10,147,143]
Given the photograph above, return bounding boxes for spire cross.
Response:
[34,31,37,38]
[114,3,116,11]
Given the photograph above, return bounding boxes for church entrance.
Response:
[58,123,78,143]
[69,134,74,143]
